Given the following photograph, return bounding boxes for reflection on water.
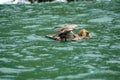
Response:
[0,1,120,80]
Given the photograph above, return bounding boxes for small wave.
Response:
[0,58,12,63]
[9,30,24,35]
[81,53,104,58]
[23,25,40,29]
[52,46,74,51]
[41,66,59,72]
[88,16,113,23]
[0,75,16,80]
[107,60,120,64]
[55,70,119,80]
[110,43,120,49]
[77,14,88,17]
[22,56,41,61]
[26,34,50,41]
[0,67,35,74]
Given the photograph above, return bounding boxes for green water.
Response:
[0,1,120,80]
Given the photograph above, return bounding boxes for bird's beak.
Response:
[88,33,92,39]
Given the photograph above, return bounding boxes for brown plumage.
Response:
[52,24,77,41]
[46,25,92,41]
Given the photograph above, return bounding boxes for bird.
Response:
[46,24,92,41]
[52,24,77,41]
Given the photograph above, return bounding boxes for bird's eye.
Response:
[86,32,89,36]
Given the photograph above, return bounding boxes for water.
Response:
[0,1,120,80]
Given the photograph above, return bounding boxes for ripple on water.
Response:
[0,75,16,80]
[55,70,119,80]
[52,46,74,51]
[0,67,35,74]
[22,18,38,22]
[26,34,40,41]
[38,27,51,30]
[21,45,43,56]
[88,16,113,23]
[21,45,52,61]
[98,43,110,49]
[0,58,12,63]
[76,14,88,17]
[107,60,120,64]
[0,49,6,52]
[12,53,23,57]
[101,35,112,42]
[39,53,53,57]
[23,25,40,29]
[113,25,120,29]
[110,43,120,49]
[26,34,50,41]
[9,30,24,35]
[22,56,40,61]
[78,24,89,28]
[41,66,59,72]
[81,53,104,58]
[0,44,17,49]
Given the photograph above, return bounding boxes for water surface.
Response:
[0,1,120,80]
